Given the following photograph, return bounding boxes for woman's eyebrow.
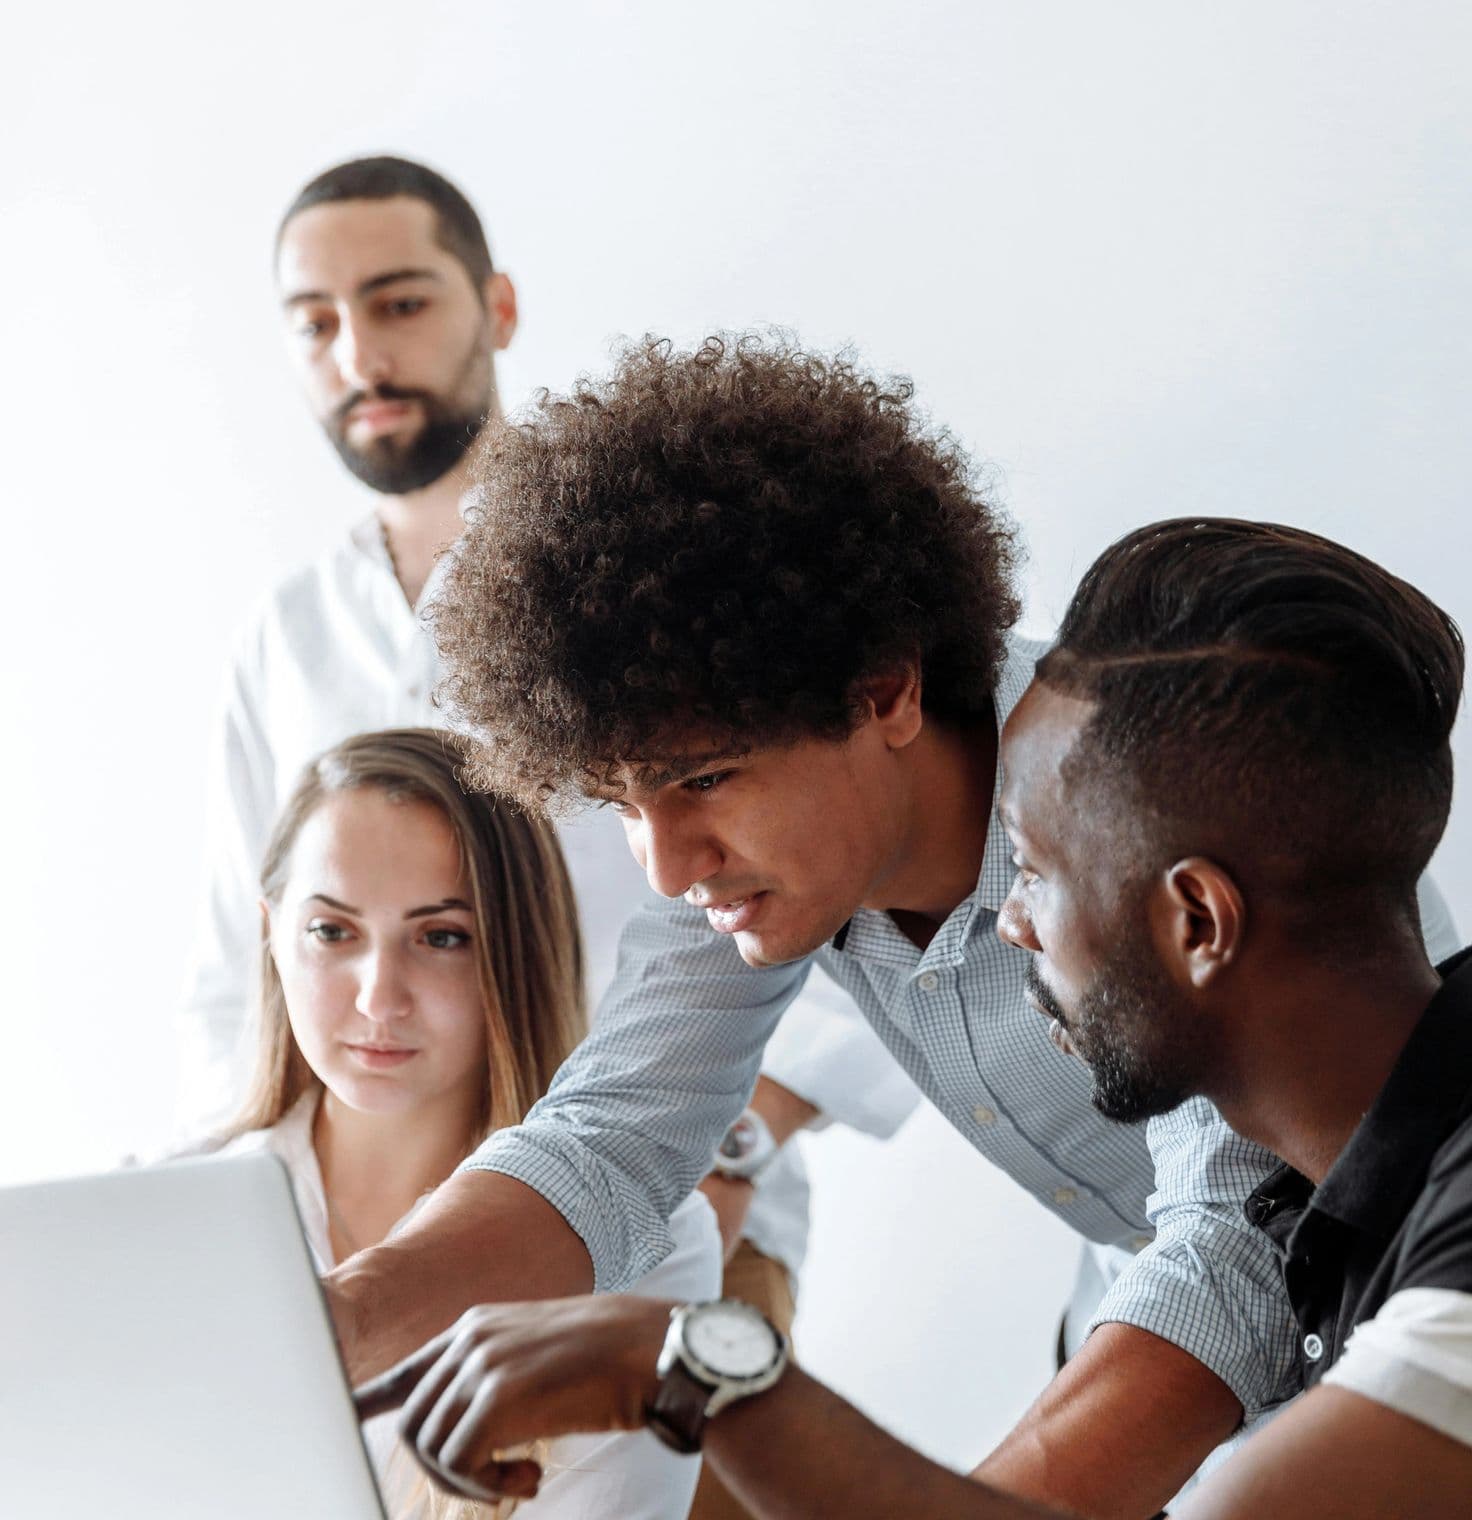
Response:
[307,892,359,914]
[404,898,473,919]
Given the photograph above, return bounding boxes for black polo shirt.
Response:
[1245,947,1472,1390]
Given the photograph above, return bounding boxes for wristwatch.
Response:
[648,1299,789,1454]
[710,1107,778,1180]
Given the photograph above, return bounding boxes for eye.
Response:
[1010,857,1041,890]
[683,770,734,796]
[423,927,471,951]
[305,919,349,943]
[383,296,427,318]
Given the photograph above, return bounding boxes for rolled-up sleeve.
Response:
[460,894,810,1291]
[1089,1097,1302,1417]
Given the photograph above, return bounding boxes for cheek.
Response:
[277,958,347,1054]
[417,963,488,1072]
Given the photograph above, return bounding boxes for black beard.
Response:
[1027,945,1198,1125]
[327,389,487,495]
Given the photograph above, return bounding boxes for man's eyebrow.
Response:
[282,267,444,309]
[405,898,472,919]
[583,752,744,799]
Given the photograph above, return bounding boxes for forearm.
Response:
[748,1075,820,1145]
[972,1324,1242,1520]
[327,1169,592,1382]
[708,1367,1064,1520]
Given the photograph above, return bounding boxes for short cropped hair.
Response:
[1038,518,1464,911]
[433,333,1021,804]
[277,155,494,288]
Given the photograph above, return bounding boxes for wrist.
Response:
[647,1299,790,1453]
[711,1108,779,1180]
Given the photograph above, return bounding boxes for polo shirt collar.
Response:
[1305,946,1472,1237]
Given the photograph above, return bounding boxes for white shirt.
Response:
[216,1095,722,1518]
[182,513,921,1279]
[1325,1288,1472,1446]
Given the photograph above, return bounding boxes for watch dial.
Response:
[718,1116,757,1162]
[686,1302,776,1379]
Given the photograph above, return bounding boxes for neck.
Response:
[1207,947,1441,1184]
[312,1087,480,1255]
[870,711,998,931]
[376,463,470,607]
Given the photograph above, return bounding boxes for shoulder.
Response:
[1392,1103,1472,1295]
[228,523,372,655]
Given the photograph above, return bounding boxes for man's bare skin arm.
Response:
[325,1170,592,1383]
[972,1323,1243,1519]
[358,1295,1472,1520]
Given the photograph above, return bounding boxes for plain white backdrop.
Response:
[3,0,1469,1471]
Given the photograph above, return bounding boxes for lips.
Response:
[699,893,766,935]
[348,401,414,436]
[346,1044,418,1069]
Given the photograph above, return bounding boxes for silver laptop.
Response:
[0,1151,388,1518]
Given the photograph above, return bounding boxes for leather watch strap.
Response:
[647,1361,714,1454]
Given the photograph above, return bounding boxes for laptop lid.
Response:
[0,1151,388,1519]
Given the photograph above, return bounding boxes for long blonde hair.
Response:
[230,727,586,1146]
[228,728,586,1520]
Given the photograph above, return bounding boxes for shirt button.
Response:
[1053,1186,1078,1206]
[1303,1333,1325,1362]
[972,1104,997,1126]
[917,971,940,992]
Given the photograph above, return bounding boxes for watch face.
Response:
[685,1301,779,1381]
[718,1115,760,1163]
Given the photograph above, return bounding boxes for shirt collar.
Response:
[976,637,1042,913]
[830,634,1045,950]
[1304,946,1472,1237]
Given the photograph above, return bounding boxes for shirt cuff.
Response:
[1088,1239,1303,1418]
[459,1128,676,1294]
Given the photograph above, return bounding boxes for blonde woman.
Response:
[214,728,720,1518]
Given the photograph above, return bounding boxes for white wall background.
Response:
[3,0,1468,1473]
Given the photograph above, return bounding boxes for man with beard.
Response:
[357,517,1472,1520]
[180,156,521,1124]
[319,338,1458,1519]
[183,169,916,1520]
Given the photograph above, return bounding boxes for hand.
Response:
[353,1296,675,1503]
[698,1172,756,1261]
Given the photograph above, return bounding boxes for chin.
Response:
[734,924,828,970]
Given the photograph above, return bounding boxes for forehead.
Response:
[288,789,465,888]
[276,195,461,297]
[998,680,1095,835]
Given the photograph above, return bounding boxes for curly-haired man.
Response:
[329,336,1460,1518]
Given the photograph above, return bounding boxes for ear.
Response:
[483,271,518,349]
[861,665,924,752]
[1159,857,1245,990]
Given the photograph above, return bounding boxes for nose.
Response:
[355,942,413,1024]
[996,881,1042,953]
[634,811,723,900]
[333,309,393,393]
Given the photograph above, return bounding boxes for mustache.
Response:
[1024,960,1068,1025]
[333,383,437,428]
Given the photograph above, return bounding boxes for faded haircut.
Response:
[1037,518,1463,921]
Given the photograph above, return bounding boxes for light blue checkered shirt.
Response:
[463,636,1459,1417]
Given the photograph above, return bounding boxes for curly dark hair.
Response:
[432,333,1021,804]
